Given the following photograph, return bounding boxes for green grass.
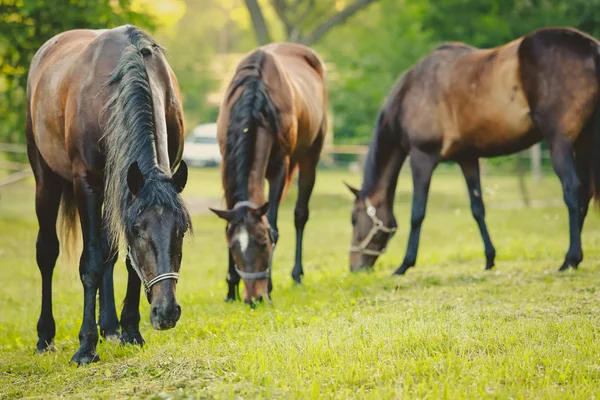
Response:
[1,166,600,399]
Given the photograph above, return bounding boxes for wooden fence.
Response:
[0,143,30,187]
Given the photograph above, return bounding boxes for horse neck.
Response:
[361,118,404,210]
[226,126,274,209]
[248,127,273,205]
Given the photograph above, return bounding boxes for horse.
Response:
[26,25,191,365]
[209,43,328,304]
[346,27,600,275]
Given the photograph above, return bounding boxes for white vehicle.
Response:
[182,123,222,167]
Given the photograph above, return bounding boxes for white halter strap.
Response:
[126,246,179,301]
[350,198,396,256]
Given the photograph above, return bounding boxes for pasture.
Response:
[1,166,600,398]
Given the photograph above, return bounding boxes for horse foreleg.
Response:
[98,217,120,342]
[265,160,287,294]
[120,256,144,346]
[393,149,438,275]
[71,173,103,365]
[459,159,496,270]
[550,137,583,271]
[225,249,241,302]
[292,134,324,284]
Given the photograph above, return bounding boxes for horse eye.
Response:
[132,225,142,238]
[351,215,357,226]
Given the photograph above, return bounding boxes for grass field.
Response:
[1,166,600,399]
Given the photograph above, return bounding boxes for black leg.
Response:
[393,149,438,275]
[575,151,592,234]
[120,256,144,346]
[549,137,582,271]
[98,217,120,342]
[459,159,496,270]
[70,174,103,365]
[33,168,63,353]
[225,250,240,302]
[291,134,324,283]
[266,161,287,293]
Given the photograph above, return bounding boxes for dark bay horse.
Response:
[26,25,191,364]
[210,43,328,303]
[347,27,600,274]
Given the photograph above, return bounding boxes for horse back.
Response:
[27,26,184,182]
[262,43,328,155]
[400,27,599,159]
[27,29,108,180]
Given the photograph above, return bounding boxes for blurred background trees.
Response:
[2,0,600,152]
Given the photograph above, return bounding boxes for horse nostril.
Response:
[151,305,159,320]
[175,304,181,317]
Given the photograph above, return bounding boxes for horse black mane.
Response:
[360,72,410,197]
[223,49,280,208]
[103,25,191,248]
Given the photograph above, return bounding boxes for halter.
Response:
[231,200,276,281]
[126,246,179,302]
[350,198,396,257]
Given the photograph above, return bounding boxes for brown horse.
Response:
[347,27,600,274]
[210,43,328,304]
[26,25,191,364]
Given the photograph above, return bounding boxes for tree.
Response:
[0,0,154,144]
[244,0,378,45]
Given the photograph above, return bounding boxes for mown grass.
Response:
[1,166,600,399]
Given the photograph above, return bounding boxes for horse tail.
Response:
[593,47,600,205]
[224,49,280,204]
[58,182,79,260]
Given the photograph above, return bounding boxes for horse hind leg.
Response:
[459,159,496,270]
[534,115,583,271]
[291,131,324,284]
[29,149,63,353]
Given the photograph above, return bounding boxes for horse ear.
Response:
[127,161,145,196]
[172,160,188,193]
[254,202,269,217]
[210,207,234,221]
[343,181,360,199]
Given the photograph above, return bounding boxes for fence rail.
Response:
[0,142,30,188]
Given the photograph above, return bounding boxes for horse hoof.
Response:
[392,265,410,275]
[558,263,578,272]
[70,349,100,366]
[224,297,236,303]
[292,275,303,284]
[101,330,121,343]
[485,263,495,271]
[120,330,145,346]
[36,340,56,354]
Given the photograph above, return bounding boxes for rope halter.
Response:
[126,246,179,302]
[350,198,396,257]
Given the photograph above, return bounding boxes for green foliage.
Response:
[319,0,433,143]
[0,0,154,144]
